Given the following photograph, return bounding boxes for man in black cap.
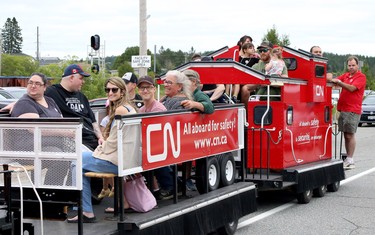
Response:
[241,41,288,104]
[45,64,104,150]
[122,72,144,109]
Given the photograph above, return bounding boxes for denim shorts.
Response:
[338,111,360,133]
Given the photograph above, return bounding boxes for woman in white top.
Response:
[68,77,137,223]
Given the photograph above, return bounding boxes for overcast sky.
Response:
[1,0,374,59]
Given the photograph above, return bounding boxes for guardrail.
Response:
[0,118,83,190]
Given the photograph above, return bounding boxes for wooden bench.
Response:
[84,172,120,217]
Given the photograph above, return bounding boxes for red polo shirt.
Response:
[337,71,366,114]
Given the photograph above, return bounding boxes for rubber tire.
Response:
[296,189,313,204]
[313,185,327,197]
[358,123,362,127]
[196,157,220,194]
[207,157,220,191]
[327,181,340,192]
[220,153,236,187]
[216,219,238,235]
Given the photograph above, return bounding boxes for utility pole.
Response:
[36,26,40,62]
[0,31,2,76]
[139,0,147,77]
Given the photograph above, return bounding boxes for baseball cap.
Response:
[122,72,138,84]
[137,76,155,87]
[257,41,274,49]
[62,64,90,77]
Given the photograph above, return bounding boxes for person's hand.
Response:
[181,100,196,110]
[98,137,104,145]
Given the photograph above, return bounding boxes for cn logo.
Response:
[146,122,181,163]
[316,85,324,97]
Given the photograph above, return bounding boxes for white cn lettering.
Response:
[146,122,181,163]
[316,85,324,97]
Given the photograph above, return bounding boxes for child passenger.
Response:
[265,45,287,77]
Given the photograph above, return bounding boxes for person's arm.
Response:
[208,84,225,101]
[331,78,357,92]
[18,113,39,118]
[0,102,16,112]
[181,92,214,114]
[92,122,104,145]
[326,72,333,81]
[181,100,206,113]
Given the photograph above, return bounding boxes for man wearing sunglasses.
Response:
[241,41,288,104]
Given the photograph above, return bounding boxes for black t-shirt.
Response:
[132,93,144,109]
[202,84,217,91]
[45,84,98,149]
[239,56,260,68]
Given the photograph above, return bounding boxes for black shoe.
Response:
[67,215,97,223]
[159,189,174,200]
[153,189,164,200]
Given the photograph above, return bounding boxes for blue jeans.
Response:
[154,166,173,191]
[81,151,118,213]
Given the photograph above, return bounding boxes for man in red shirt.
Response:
[332,56,366,170]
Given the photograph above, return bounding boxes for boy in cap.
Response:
[122,72,144,109]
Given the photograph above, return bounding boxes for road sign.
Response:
[131,55,151,68]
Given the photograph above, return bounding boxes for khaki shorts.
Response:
[338,111,360,134]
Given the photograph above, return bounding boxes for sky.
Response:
[1,0,374,60]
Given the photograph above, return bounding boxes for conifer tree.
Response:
[1,17,23,54]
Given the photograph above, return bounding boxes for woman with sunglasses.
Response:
[68,77,137,223]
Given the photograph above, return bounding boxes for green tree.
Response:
[261,25,290,47]
[1,17,23,54]
[1,54,38,76]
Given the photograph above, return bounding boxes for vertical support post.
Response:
[139,0,148,77]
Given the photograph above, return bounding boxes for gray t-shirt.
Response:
[11,94,62,118]
[10,94,63,151]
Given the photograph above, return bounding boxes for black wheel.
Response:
[327,181,340,192]
[313,185,327,197]
[220,153,236,186]
[296,189,313,204]
[217,219,238,235]
[196,157,220,194]
[358,123,362,127]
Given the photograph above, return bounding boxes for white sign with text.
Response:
[131,55,151,68]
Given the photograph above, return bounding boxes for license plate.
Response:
[368,116,375,120]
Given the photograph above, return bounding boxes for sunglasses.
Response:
[258,48,269,53]
[105,87,120,93]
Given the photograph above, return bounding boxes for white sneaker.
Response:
[343,160,355,170]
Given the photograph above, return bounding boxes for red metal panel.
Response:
[247,100,332,170]
[141,109,240,171]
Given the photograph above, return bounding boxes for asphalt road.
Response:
[236,125,375,235]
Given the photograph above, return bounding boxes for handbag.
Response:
[123,175,157,212]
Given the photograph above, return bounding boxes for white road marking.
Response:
[237,166,375,229]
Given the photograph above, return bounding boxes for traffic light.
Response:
[90,34,100,51]
[91,64,99,74]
